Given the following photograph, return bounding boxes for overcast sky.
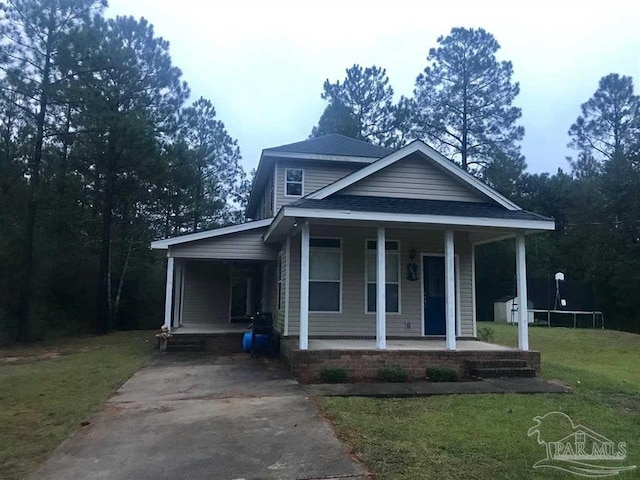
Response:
[108,0,639,175]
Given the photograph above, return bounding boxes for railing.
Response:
[528,309,605,329]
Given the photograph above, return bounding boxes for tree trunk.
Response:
[113,236,134,328]
[96,139,117,335]
[461,73,469,171]
[16,21,54,341]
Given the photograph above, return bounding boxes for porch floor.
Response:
[171,323,249,335]
[307,339,515,352]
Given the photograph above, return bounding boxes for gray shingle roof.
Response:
[290,195,553,222]
[264,134,393,158]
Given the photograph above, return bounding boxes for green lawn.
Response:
[318,324,640,479]
[0,331,155,480]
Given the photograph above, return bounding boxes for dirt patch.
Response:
[0,352,62,364]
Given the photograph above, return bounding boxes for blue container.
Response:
[242,332,270,352]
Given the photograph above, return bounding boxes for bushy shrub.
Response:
[426,366,459,382]
[477,326,495,343]
[377,365,408,383]
[318,367,348,383]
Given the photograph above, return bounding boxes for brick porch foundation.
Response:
[280,338,540,383]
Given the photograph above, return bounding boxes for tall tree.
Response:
[71,15,188,333]
[568,73,639,175]
[180,97,243,231]
[311,64,402,147]
[0,0,106,340]
[411,27,524,173]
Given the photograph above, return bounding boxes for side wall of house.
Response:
[286,225,474,337]
[274,160,361,212]
[169,228,277,260]
[274,241,288,334]
[255,173,274,220]
[181,261,230,325]
[342,152,486,203]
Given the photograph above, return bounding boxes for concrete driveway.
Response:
[32,354,369,480]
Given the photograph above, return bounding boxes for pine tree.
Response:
[411,27,524,174]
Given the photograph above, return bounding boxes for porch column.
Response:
[163,256,175,332]
[172,260,182,329]
[178,264,185,327]
[516,233,529,351]
[299,223,310,350]
[445,231,456,350]
[376,227,387,350]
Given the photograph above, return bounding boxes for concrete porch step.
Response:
[167,343,204,352]
[469,367,536,378]
[164,332,245,354]
[466,359,528,369]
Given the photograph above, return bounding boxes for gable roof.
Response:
[263,134,393,158]
[150,218,272,249]
[305,140,522,211]
[246,135,391,219]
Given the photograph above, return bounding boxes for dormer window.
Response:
[285,168,303,196]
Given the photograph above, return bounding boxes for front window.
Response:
[285,168,303,196]
[309,238,341,312]
[366,240,400,313]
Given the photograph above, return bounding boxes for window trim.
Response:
[284,168,304,197]
[364,239,402,315]
[309,236,342,314]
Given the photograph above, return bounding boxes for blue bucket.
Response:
[242,332,270,352]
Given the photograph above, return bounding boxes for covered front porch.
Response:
[266,217,536,353]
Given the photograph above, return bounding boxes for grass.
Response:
[318,323,640,479]
[0,331,155,480]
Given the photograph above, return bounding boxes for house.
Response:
[493,296,535,324]
[151,134,554,380]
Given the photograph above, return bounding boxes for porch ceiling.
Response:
[264,214,540,245]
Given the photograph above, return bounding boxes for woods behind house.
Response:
[0,2,638,340]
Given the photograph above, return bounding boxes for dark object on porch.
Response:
[250,312,275,356]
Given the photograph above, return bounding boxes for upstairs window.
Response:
[285,168,303,196]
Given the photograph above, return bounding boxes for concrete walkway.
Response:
[306,378,571,398]
[32,354,369,480]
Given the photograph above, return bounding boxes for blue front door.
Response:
[423,256,446,335]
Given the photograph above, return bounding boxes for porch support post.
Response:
[516,232,529,351]
[376,227,387,350]
[179,263,185,327]
[445,231,456,351]
[163,256,175,332]
[299,223,310,350]
[172,260,182,329]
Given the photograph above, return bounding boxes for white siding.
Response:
[274,242,287,334]
[275,160,361,211]
[286,225,474,337]
[169,228,277,260]
[342,152,486,203]
[182,261,230,325]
